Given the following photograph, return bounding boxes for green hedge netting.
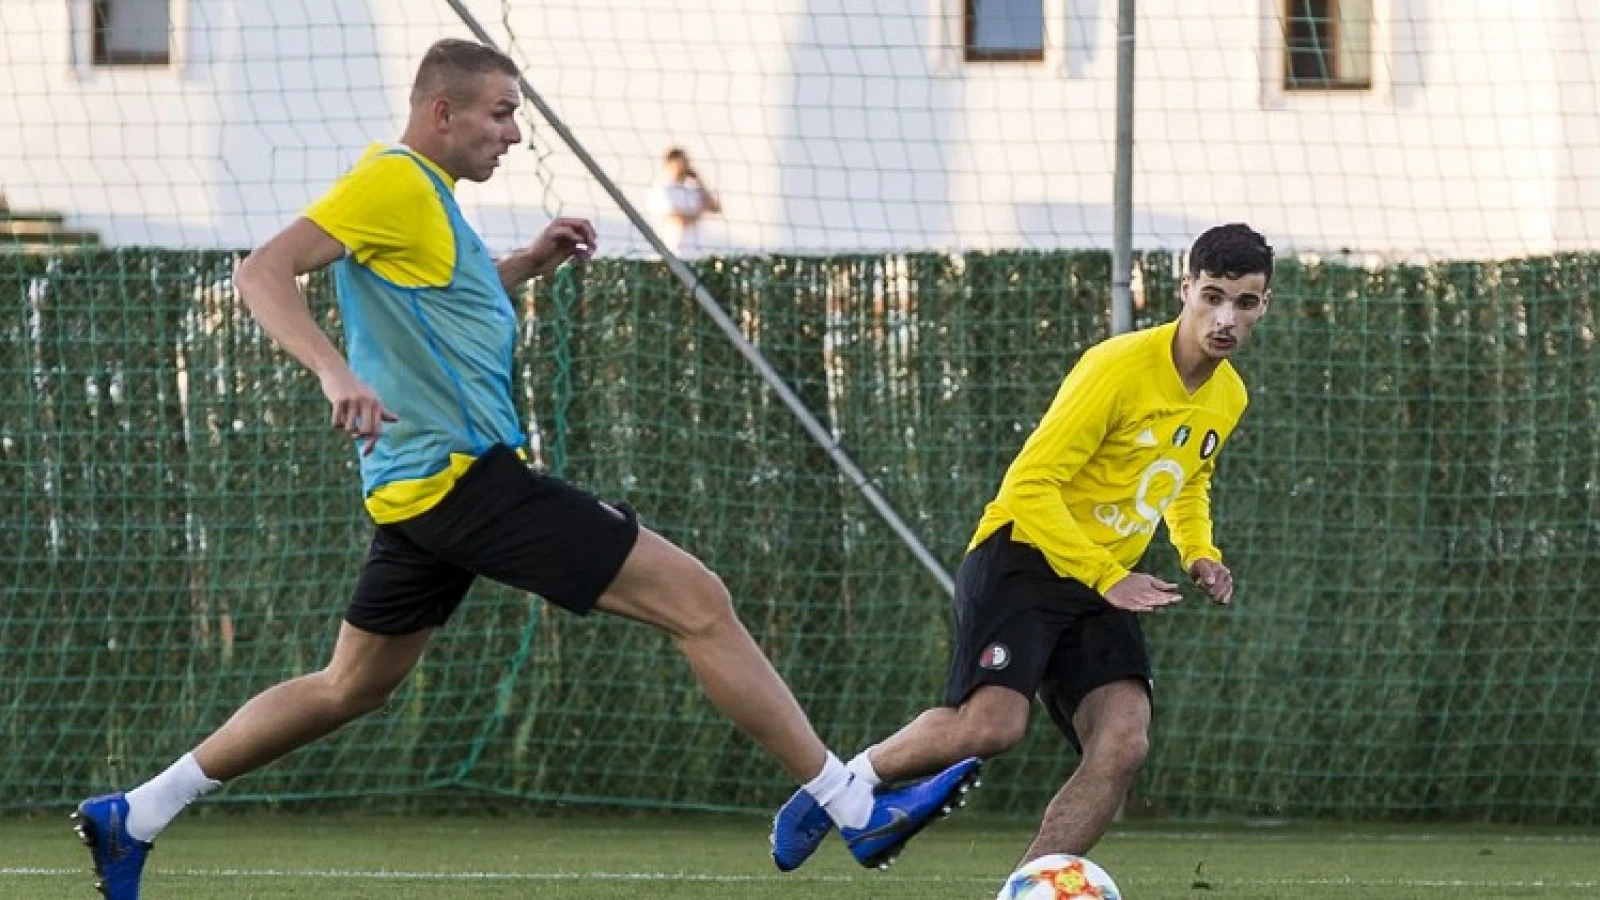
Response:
[3,249,1596,822]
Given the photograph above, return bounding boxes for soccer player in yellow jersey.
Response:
[74,39,976,898]
[774,223,1273,872]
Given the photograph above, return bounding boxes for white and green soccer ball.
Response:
[995,853,1123,900]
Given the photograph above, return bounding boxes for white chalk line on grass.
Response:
[3,869,1599,889]
[1110,830,1600,844]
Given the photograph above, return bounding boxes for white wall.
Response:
[1,0,1595,258]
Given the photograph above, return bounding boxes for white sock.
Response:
[124,753,221,842]
[803,753,873,830]
[847,747,883,788]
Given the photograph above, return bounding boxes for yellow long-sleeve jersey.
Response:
[971,320,1248,595]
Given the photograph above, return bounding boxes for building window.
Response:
[1284,0,1372,90]
[965,0,1045,62]
[94,0,170,66]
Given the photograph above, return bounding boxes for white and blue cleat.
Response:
[841,757,983,870]
[770,785,836,871]
[771,756,984,872]
[73,793,151,900]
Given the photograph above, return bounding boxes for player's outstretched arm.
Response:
[235,218,351,377]
[496,216,596,291]
[235,219,396,454]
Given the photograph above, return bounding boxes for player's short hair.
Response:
[1189,223,1274,287]
[664,146,689,164]
[410,39,518,107]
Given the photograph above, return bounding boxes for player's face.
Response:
[1180,270,1270,360]
[447,72,522,183]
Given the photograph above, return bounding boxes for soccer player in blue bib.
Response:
[73,39,975,898]
[772,224,1272,871]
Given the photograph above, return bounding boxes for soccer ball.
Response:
[995,853,1123,900]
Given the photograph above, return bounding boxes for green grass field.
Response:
[3,812,1596,899]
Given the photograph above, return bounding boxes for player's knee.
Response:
[343,682,399,717]
[959,704,1029,757]
[318,669,402,717]
[1083,722,1149,777]
[669,564,737,641]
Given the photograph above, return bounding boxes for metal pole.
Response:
[1112,7,1136,824]
[1111,0,1136,335]
[442,0,955,596]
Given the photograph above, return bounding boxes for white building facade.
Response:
[1,0,1596,259]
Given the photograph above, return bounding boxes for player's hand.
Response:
[321,369,397,456]
[1188,558,1234,606]
[1103,573,1183,613]
[526,217,597,275]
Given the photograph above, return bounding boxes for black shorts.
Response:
[943,524,1152,751]
[345,444,641,635]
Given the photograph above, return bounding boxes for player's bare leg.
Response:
[599,526,988,870]
[194,623,435,779]
[861,686,1031,783]
[598,525,987,873]
[1019,679,1150,863]
[74,623,434,898]
[597,527,828,783]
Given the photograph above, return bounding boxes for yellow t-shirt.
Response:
[971,320,1248,594]
[303,143,456,289]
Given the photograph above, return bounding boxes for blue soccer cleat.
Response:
[770,784,836,871]
[841,757,983,870]
[73,793,151,900]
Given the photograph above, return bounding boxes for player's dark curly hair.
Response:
[1188,223,1274,287]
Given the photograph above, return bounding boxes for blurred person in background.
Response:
[648,146,721,258]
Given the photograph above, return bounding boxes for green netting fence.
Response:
[2,249,1597,823]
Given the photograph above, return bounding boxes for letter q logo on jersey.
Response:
[1133,459,1186,522]
[1094,459,1187,537]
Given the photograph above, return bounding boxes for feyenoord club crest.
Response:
[979,643,1011,670]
